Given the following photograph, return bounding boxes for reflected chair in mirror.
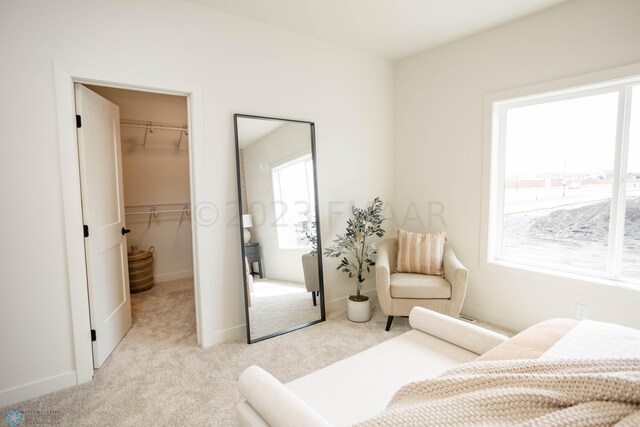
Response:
[302,253,320,306]
[244,257,252,307]
[375,237,468,331]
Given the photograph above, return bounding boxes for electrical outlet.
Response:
[576,304,589,320]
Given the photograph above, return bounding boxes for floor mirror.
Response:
[233,114,325,343]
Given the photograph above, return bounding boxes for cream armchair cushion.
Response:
[390,273,451,299]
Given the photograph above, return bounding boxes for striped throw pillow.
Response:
[395,230,447,276]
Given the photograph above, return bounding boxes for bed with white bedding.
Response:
[362,319,640,426]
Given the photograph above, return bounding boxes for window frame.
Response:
[480,63,640,290]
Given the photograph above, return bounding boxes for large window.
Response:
[489,79,640,284]
[272,155,315,249]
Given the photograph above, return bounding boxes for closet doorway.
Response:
[77,83,196,368]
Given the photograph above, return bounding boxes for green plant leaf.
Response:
[322,197,387,294]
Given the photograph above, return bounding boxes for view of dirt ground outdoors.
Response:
[500,86,640,282]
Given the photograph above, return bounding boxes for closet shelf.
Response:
[120,119,188,149]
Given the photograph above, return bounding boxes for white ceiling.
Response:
[189,0,568,60]
[237,117,286,148]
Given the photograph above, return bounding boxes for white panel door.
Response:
[75,84,132,369]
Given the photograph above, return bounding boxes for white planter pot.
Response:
[347,297,371,323]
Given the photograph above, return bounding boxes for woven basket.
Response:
[128,246,154,293]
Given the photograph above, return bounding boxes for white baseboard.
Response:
[324,288,378,313]
[461,306,517,331]
[206,324,245,347]
[0,371,77,408]
[154,270,193,283]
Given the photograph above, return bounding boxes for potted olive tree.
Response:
[324,197,385,322]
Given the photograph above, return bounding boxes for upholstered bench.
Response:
[237,308,507,426]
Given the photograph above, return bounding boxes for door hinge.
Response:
[83,224,89,238]
[76,115,82,128]
[91,329,96,342]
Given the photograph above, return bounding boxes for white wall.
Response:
[87,86,193,283]
[394,0,640,332]
[243,123,311,283]
[0,0,394,406]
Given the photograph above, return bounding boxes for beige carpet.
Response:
[2,279,512,426]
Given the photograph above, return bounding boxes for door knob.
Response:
[122,227,131,235]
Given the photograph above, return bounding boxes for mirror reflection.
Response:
[235,114,324,343]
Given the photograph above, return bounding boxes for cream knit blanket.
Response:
[359,359,640,426]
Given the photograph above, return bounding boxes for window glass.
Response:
[622,85,640,280]
[501,92,619,274]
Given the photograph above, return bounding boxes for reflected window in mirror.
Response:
[272,154,316,249]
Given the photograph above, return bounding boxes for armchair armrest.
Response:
[443,243,468,316]
[238,366,331,427]
[375,239,394,313]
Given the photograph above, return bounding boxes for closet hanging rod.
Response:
[124,203,191,227]
[122,123,187,132]
[125,209,189,216]
[120,119,188,132]
[125,202,190,209]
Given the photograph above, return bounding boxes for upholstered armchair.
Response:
[376,238,468,331]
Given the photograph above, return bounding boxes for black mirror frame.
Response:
[233,113,326,344]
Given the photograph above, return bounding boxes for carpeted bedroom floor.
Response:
[3,279,512,426]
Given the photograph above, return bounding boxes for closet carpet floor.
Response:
[4,279,512,426]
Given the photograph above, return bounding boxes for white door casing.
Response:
[74,84,132,368]
[55,62,210,389]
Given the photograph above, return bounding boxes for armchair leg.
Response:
[312,292,317,306]
[385,316,394,331]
